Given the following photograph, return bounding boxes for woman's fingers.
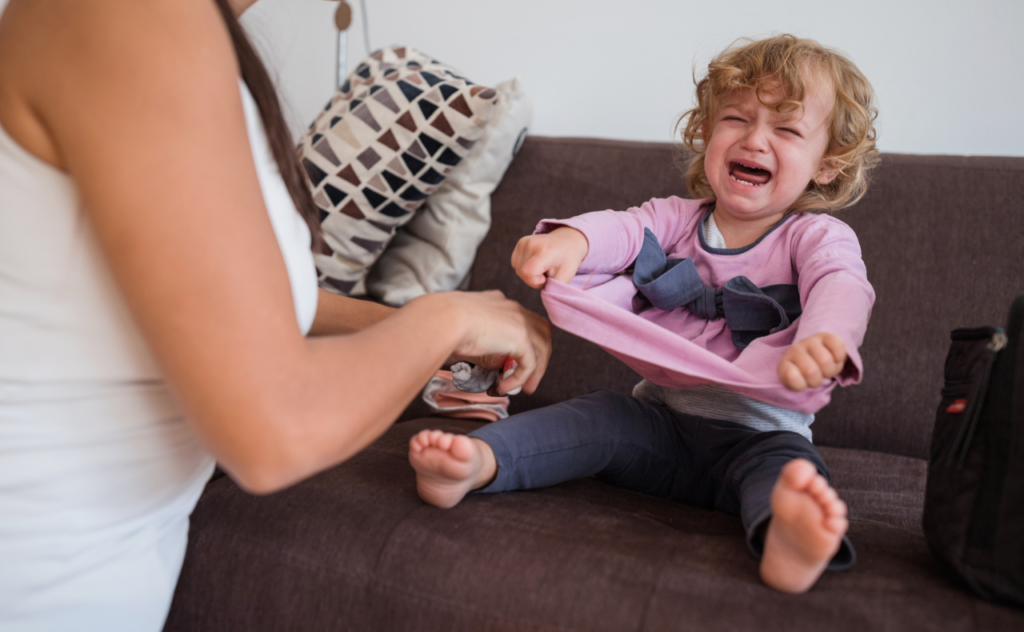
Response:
[499,344,536,396]
[521,310,552,394]
[450,291,552,395]
[500,309,551,395]
[495,308,540,395]
[469,353,507,371]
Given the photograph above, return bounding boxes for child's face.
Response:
[703,81,836,226]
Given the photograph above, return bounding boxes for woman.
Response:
[0,0,550,628]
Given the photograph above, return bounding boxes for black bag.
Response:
[923,295,1024,606]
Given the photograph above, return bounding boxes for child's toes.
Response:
[814,486,838,506]
[781,459,817,489]
[827,498,848,519]
[449,435,476,462]
[826,515,848,534]
[437,432,453,451]
[807,474,828,496]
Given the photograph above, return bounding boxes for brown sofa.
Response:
[165,137,1024,631]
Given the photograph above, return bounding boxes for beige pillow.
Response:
[298,46,500,295]
[365,78,532,306]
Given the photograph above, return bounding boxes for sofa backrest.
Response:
[472,137,1024,459]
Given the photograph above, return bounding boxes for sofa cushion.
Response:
[299,46,500,296]
[365,77,532,306]
[818,445,927,534]
[166,418,1024,631]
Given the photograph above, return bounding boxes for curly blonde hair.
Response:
[678,35,879,213]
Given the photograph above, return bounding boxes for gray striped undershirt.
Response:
[632,381,813,442]
[628,211,814,442]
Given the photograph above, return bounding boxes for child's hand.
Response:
[777,333,847,391]
[511,228,589,289]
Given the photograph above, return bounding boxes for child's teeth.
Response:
[730,174,764,186]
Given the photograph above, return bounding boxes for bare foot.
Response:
[760,458,849,594]
[408,430,498,508]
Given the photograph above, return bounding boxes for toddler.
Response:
[408,35,879,594]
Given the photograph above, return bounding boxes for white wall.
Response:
[243,0,1024,157]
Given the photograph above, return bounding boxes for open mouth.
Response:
[729,161,772,186]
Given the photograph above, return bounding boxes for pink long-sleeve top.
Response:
[536,197,875,415]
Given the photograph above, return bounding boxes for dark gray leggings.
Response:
[468,389,854,570]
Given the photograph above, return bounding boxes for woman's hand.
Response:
[311,290,544,387]
[777,333,847,391]
[435,290,552,396]
[511,227,589,289]
[442,352,506,374]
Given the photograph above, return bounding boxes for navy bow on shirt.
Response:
[631,228,802,349]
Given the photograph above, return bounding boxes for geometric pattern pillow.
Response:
[297,46,501,295]
[365,77,533,306]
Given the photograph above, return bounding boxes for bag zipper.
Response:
[948,328,1008,467]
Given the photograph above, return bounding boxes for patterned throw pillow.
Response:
[365,78,532,306]
[298,46,501,295]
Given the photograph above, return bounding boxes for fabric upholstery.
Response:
[168,138,1024,630]
[167,419,1023,631]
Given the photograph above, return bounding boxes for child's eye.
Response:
[779,127,802,137]
[722,116,745,123]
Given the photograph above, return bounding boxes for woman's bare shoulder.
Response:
[0,0,237,170]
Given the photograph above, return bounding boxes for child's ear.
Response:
[814,157,842,185]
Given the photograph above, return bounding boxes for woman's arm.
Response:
[309,290,395,336]
[310,291,514,374]
[6,0,550,494]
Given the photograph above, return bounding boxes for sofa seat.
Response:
[167,138,1024,630]
[165,417,1023,632]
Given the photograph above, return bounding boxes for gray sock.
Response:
[451,362,500,393]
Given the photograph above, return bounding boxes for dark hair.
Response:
[212,0,322,248]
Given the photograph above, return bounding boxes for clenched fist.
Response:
[510,227,589,289]
[777,333,847,391]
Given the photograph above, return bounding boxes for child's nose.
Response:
[741,123,770,152]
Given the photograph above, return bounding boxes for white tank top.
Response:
[0,78,319,630]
